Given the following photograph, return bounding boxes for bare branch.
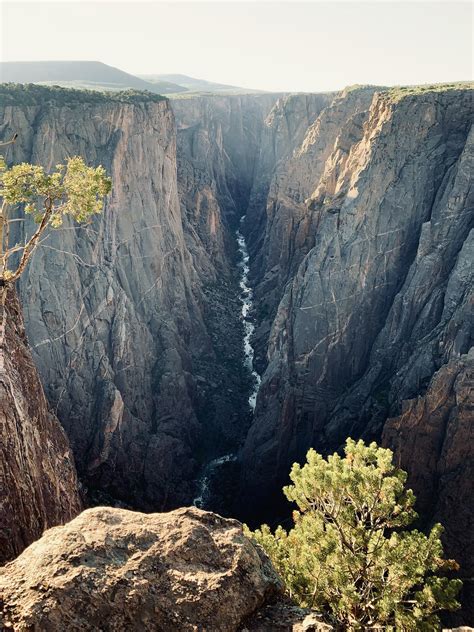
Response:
[7,199,54,283]
[0,133,18,148]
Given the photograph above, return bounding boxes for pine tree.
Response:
[0,147,111,284]
[247,439,461,631]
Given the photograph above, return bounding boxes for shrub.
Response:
[246,439,461,631]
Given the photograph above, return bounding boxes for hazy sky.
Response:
[1,1,472,92]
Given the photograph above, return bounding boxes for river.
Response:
[193,216,261,509]
[236,216,261,409]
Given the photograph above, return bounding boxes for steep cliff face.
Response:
[244,92,337,281]
[0,91,285,511]
[383,354,474,622]
[174,94,279,238]
[1,96,224,509]
[0,287,82,563]
[242,87,472,511]
[240,88,473,615]
[2,86,472,611]
[171,95,280,458]
[245,88,376,370]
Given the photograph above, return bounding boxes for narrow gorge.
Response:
[193,218,261,509]
[236,217,261,411]
[1,82,472,618]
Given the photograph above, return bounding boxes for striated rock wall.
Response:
[383,354,474,623]
[172,95,280,459]
[240,85,473,617]
[0,287,82,563]
[0,92,285,511]
[242,87,472,513]
[245,88,375,370]
[1,97,218,509]
[173,94,279,237]
[1,87,472,617]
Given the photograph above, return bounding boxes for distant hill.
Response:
[0,62,263,97]
[139,73,262,94]
[0,61,187,95]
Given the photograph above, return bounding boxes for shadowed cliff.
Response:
[0,287,82,563]
[239,85,473,622]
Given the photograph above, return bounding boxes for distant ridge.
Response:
[0,61,187,95]
[140,73,262,94]
[0,61,265,96]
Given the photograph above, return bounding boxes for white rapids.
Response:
[236,216,261,410]
[193,216,261,510]
[193,454,237,509]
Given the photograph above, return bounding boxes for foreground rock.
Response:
[0,506,283,631]
[241,599,332,631]
[0,287,82,564]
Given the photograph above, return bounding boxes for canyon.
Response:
[0,82,472,620]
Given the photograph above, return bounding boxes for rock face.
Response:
[383,354,474,623]
[245,87,377,371]
[1,89,338,516]
[1,85,472,619]
[242,600,333,631]
[0,287,82,564]
[1,93,281,510]
[0,506,282,631]
[241,87,473,516]
[3,96,210,510]
[239,85,473,617]
[172,94,280,458]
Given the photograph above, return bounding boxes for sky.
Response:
[1,1,472,92]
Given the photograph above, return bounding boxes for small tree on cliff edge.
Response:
[246,439,461,631]
[0,136,111,285]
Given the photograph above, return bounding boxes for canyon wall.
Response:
[0,287,82,563]
[239,85,473,619]
[0,91,288,511]
[172,95,279,460]
[242,86,472,509]
[245,87,376,370]
[1,94,242,510]
[2,86,472,613]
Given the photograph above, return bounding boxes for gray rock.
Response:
[239,86,473,620]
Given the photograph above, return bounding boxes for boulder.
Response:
[0,506,283,631]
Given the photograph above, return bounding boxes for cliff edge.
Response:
[0,286,82,563]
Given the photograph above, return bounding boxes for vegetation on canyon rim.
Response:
[0,83,167,106]
[0,147,111,284]
[246,439,461,631]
